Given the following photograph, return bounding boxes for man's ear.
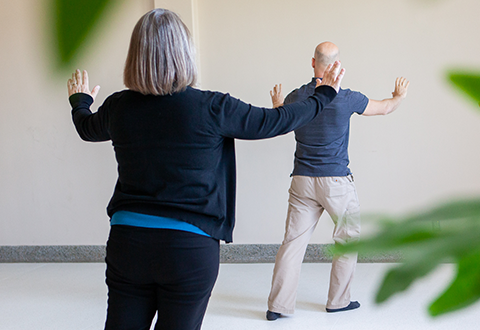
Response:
[311,57,315,69]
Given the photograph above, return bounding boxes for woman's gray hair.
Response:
[124,9,197,95]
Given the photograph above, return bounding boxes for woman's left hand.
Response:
[67,69,100,100]
[318,61,345,93]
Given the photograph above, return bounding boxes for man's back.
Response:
[284,78,369,177]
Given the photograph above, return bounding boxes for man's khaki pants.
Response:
[268,175,361,313]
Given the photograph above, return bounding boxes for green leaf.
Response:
[375,230,480,303]
[334,197,480,316]
[52,0,120,68]
[429,249,480,316]
[448,71,480,107]
[376,255,440,303]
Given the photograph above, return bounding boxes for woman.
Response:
[67,8,344,330]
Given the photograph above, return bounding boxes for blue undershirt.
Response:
[110,210,210,237]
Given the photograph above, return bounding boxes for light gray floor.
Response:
[0,262,478,330]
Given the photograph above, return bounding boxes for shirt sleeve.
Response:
[347,90,369,115]
[210,85,337,140]
[283,89,299,105]
[69,93,111,142]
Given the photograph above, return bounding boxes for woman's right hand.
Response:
[317,61,345,93]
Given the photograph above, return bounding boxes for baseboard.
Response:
[0,245,106,263]
[0,244,402,263]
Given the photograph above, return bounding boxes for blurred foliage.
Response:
[448,71,480,108]
[336,198,480,316]
[52,0,122,68]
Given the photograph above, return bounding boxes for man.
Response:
[266,41,409,320]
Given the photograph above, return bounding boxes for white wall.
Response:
[0,0,151,245]
[1,0,480,245]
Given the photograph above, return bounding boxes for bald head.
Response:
[312,42,340,78]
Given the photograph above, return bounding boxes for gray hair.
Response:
[124,9,197,95]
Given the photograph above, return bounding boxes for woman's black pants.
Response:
[104,225,220,330]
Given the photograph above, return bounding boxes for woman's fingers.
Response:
[67,69,98,100]
[329,61,341,79]
[335,68,346,85]
[320,61,344,92]
[91,85,101,100]
[83,70,89,89]
[75,69,81,85]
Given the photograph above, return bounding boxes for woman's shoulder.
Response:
[182,87,238,108]
[102,89,132,104]
[102,89,158,108]
[184,86,220,98]
[108,89,139,100]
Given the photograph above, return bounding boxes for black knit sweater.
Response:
[69,85,336,242]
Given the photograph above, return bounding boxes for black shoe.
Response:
[326,301,360,313]
[266,310,281,320]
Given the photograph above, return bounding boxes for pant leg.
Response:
[153,231,219,330]
[316,176,361,309]
[104,225,219,330]
[268,176,323,314]
[104,225,158,330]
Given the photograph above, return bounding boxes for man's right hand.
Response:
[362,76,410,116]
[270,84,285,108]
[392,77,410,99]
